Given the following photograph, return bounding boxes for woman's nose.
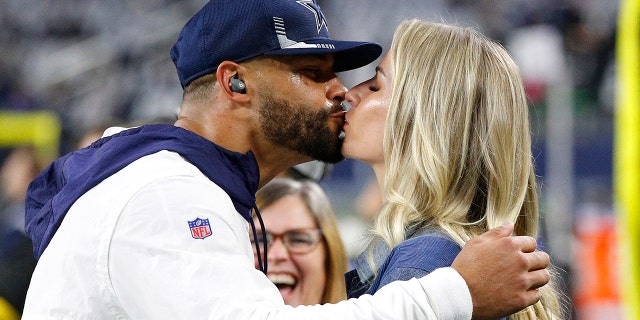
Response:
[345,89,359,108]
[267,238,290,262]
[346,81,369,108]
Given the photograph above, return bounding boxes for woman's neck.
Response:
[370,162,386,199]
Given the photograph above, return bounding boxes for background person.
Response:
[341,19,565,319]
[0,146,40,316]
[254,177,347,306]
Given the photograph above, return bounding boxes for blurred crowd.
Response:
[0,0,618,152]
[0,0,203,150]
[0,0,620,318]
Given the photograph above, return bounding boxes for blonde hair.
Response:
[256,178,348,304]
[371,19,565,319]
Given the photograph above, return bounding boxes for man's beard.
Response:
[258,92,344,163]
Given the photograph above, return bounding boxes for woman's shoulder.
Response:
[390,231,462,266]
[397,227,461,251]
[364,230,463,295]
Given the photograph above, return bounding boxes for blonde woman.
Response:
[253,178,347,305]
[342,20,565,319]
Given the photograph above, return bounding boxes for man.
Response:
[22,0,550,319]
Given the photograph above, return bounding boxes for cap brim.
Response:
[265,40,382,72]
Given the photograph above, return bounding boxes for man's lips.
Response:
[330,110,346,119]
[329,102,347,118]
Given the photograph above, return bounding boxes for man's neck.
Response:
[252,147,311,188]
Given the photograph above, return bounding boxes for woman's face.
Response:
[341,53,393,166]
[254,195,327,306]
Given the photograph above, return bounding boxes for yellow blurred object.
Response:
[615,0,640,319]
[0,297,19,320]
[0,110,60,167]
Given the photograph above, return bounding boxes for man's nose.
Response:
[327,76,348,103]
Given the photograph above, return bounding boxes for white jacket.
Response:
[23,150,472,319]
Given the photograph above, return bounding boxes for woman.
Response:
[342,20,564,319]
[252,178,348,306]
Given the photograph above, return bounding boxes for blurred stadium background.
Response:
[0,1,637,319]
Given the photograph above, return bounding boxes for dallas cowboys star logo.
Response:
[296,0,327,34]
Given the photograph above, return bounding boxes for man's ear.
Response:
[217,61,250,102]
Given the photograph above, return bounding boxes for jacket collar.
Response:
[25,124,259,259]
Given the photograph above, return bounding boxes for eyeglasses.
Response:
[251,228,323,254]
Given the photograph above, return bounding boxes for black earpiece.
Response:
[230,74,246,93]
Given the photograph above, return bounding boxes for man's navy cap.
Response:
[171,0,382,87]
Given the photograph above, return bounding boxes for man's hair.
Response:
[183,73,217,103]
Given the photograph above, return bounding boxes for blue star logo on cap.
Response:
[296,0,327,34]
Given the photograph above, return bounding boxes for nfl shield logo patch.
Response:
[188,218,212,239]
